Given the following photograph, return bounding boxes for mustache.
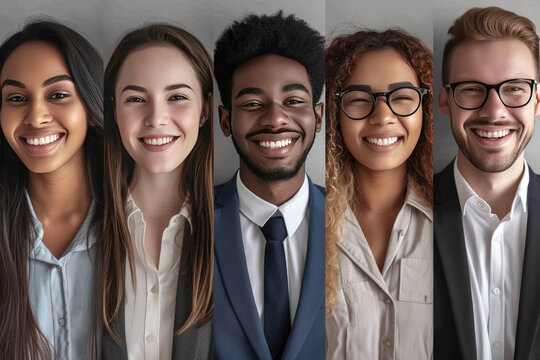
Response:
[246,128,304,138]
[464,118,520,128]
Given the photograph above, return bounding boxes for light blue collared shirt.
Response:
[27,193,99,359]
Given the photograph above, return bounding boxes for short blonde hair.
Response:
[442,6,539,84]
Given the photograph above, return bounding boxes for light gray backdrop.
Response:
[433,0,540,173]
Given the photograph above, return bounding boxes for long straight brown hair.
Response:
[0,20,104,359]
[103,24,213,340]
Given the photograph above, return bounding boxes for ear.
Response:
[534,83,540,116]
[438,88,451,116]
[314,102,323,132]
[218,105,231,136]
[199,94,212,127]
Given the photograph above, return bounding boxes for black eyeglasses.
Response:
[445,78,537,110]
[334,85,429,120]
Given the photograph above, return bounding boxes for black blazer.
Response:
[102,230,212,360]
[434,161,540,360]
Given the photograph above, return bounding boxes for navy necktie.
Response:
[260,216,290,359]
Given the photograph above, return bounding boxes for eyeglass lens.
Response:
[341,88,421,119]
[453,79,533,109]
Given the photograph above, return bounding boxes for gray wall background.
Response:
[433,0,540,173]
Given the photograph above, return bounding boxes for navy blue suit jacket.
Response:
[434,161,540,360]
[213,175,325,360]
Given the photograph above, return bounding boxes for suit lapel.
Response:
[282,180,325,360]
[515,167,540,359]
[214,177,271,359]
[434,162,477,359]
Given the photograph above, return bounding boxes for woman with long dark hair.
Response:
[0,20,103,359]
[101,24,213,359]
[325,29,433,359]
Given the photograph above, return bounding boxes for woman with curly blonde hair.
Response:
[325,29,433,359]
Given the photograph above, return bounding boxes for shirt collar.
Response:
[125,192,192,231]
[237,172,310,237]
[454,159,529,216]
[25,190,97,254]
[406,176,433,222]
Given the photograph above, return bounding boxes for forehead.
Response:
[232,54,312,95]
[448,39,537,83]
[1,41,70,84]
[115,44,200,91]
[345,48,418,88]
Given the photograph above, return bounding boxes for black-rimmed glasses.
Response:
[445,78,537,110]
[335,85,429,120]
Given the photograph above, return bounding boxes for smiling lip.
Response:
[249,132,300,156]
[20,132,65,155]
[139,135,180,152]
[363,135,403,152]
[471,127,514,147]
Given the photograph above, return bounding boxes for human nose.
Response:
[367,97,396,125]
[24,99,53,127]
[145,101,170,127]
[477,88,509,119]
[259,102,289,128]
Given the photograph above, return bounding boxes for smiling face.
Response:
[115,44,206,176]
[219,54,322,182]
[339,48,423,173]
[0,41,87,174]
[439,39,540,173]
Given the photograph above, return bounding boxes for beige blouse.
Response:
[326,183,433,360]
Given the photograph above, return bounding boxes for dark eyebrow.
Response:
[121,85,146,93]
[165,83,193,91]
[283,83,310,94]
[43,74,73,87]
[1,79,25,90]
[388,81,415,90]
[236,87,262,99]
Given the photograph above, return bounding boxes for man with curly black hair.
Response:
[213,11,325,360]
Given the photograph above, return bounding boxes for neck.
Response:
[130,165,184,221]
[457,151,525,218]
[355,162,408,214]
[28,151,92,219]
[239,162,306,206]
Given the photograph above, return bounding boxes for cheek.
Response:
[339,115,365,153]
[115,106,141,140]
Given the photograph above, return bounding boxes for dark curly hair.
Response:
[214,11,325,109]
[325,29,433,313]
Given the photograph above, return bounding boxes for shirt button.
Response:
[384,298,391,305]
[385,339,392,347]
[476,200,484,208]
[56,265,62,272]
[150,285,158,294]
[58,318,65,326]
[146,333,157,342]
[492,341,501,349]
[493,287,501,295]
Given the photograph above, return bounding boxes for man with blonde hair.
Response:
[435,6,540,360]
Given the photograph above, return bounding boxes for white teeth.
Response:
[366,136,399,146]
[143,136,175,145]
[259,138,293,149]
[475,129,510,139]
[25,134,60,146]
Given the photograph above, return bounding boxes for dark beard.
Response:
[231,132,315,182]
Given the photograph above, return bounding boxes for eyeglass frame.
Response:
[444,78,538,110]
[334,85,430,120]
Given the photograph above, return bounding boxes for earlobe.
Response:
[534,85,540,116]
[218,105,231,137]
[438,89,451,116]
[314,103,323,132]
[199,95,212,128]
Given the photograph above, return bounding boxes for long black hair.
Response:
[0,19,103,359]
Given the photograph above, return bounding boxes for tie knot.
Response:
[260,216,287,242]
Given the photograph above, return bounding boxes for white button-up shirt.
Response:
[27,194,98,359]
[236,173,310,325]
[454,161,528,360]
[124,194,190,360]
[326,181,433,360]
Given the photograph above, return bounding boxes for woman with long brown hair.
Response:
[325,29,433,359]
[101,24,213,359]
[0,20,104,359]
